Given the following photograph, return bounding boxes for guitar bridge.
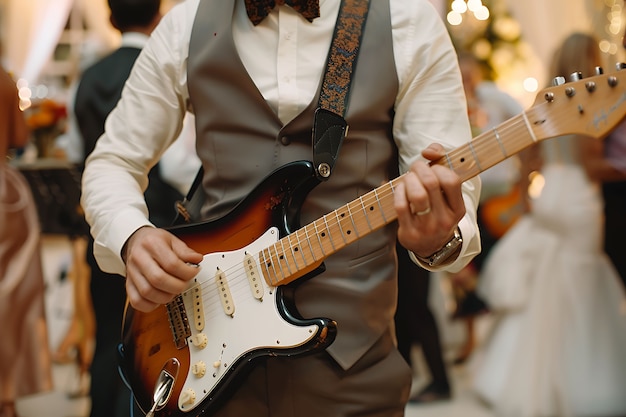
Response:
[167,295,191,349]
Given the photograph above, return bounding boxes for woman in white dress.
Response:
[471,32,626,417]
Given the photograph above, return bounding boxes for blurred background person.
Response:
[585,114,626,297]
[579,5,626,295]
[447,51,525,365]
[0,49,53,417]
[472,32,626,417]
[64,0,185,415]
[54,0,201,411]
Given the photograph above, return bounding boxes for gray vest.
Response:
[188,0,399,369]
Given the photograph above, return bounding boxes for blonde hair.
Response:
[549,33,604,83]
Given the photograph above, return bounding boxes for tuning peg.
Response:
[595,67,604,75]
[552,76,566,86]
[570,71,583,81]
[616,62,626,70]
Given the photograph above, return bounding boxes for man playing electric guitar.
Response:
[81,1,483,416]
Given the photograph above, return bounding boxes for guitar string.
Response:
[184,104,562,321]
[186,111,537,315]
[180,81,621,329]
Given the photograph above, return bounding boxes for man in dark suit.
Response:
[73,1,182,416]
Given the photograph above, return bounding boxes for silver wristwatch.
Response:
[415,227,463,267]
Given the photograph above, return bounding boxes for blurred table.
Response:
[12,158,84,236]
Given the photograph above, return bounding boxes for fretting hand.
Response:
[394,143,466,260]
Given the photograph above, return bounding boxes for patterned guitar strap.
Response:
[312,0,370,181]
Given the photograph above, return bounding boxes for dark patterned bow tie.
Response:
[244,0,321,25]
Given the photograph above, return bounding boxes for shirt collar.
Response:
[120,32,150,49]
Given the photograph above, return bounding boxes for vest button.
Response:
[280,136,291,146]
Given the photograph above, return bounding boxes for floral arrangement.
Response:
[25,99,67,158]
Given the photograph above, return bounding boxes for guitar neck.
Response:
[259,108,541,287]
[439,111,538,182]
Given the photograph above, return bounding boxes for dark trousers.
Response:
[394,243,449,389]
[87,238,133,417]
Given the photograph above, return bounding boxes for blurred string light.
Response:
[446,0,539,97]
[447,0,490,26]
[16,79,51,111]
[17,79,32,111]
[600,0,623,55]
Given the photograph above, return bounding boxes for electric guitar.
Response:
[119,69,626,416]
[480,184,524,238]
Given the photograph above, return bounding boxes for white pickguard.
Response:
[177,227,320,412]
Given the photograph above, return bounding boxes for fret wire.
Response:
[260,249,276,285]
[522,111,538,142]
[345,200,363,240]
[269,244,285,284]
[301,224,318,263]
[346,201,360,238]
[279,239,294,277]
[468,140,483,171]
[374,186,390,224]
[287,232,306,269]
[291,231,306,268]
[322,215,337,251]
[278,238,293,276]
[292,229,308,266]
[358,195,374,231]
[266,246,279,285]
[333,210,349,246]
[493,127,508,158]
[372,189,386,224]
[259,250,268,284]
[311,221,327,257]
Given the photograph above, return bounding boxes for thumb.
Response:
[171,235,204,265]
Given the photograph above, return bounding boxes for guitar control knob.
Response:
[192,361,207,377]
[191,333,208,349]
[179,388,196,406]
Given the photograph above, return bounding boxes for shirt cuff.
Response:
[410,215,480,273]
[92,209,155,277]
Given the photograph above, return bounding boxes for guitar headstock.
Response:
[529,65,626,141]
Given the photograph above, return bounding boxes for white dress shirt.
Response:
[82,0,481,275]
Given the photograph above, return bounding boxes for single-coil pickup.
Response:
[244,253,264,300]
[191,283,204,331]
[215,268,235,317]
